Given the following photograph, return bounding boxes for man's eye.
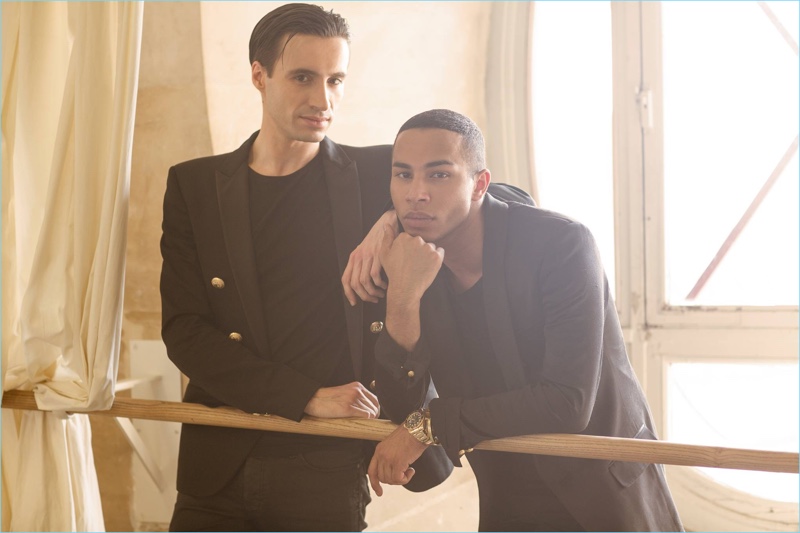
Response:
[295,75,310,83]
[431,172,449,179]
[329,78,343,86]
[394,172,411,179]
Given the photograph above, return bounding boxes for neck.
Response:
[440,205,485,293]
[249,128,320,176]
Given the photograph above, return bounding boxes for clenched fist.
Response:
[380,232,444,306]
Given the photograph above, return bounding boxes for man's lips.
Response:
[300,116,330,128]
[402,212,434,226]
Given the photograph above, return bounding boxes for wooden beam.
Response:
[3,389,796,474]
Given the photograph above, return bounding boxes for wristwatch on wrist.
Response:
[404,408,436,445]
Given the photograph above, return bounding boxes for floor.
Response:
[365,461,479,532]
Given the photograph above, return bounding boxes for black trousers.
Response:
[169,445,371,532]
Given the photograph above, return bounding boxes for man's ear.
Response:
[472,169,491,201]
[251,61,267,90]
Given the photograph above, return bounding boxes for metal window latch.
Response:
[636,86,653,130]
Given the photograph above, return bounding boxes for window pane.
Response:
[667,362,799,502]
[661,1,799,306]
[531,1,615,295]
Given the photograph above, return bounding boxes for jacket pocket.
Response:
[607,424,656,487]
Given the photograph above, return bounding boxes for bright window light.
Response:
[661,1,799,307]
[531,1,615,295]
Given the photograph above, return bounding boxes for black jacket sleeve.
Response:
[160,168,319,420]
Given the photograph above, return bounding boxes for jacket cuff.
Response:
[374,330,430,388]
[263,365,321,422]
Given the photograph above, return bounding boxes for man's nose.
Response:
[406,178,430,203]
[309,81,331,111]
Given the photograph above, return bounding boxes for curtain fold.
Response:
[1,2,143,530]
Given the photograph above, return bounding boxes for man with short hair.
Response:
[366,109,684,531]
[161,5,529,531]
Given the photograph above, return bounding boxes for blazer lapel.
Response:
[482,195,528,390]
[215,132,271,359]
[320,138,365,379]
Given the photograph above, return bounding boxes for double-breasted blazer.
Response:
[374,194,684,531]
[160,132,529,497]
[161,131,410,496]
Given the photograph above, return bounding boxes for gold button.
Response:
[407,370,415,378]
[211,277,225,289]
[370,321,384,333]
[228,332,242,342]
[369,380,376,391]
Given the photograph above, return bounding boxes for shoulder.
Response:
[506,201,579,231]
[505,202,594,251]
[169,132,256,179]
[170,152,229,177]
[335,143,392,167]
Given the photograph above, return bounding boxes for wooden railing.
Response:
[2,389,797,474]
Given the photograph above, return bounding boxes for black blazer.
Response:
[160,132,528,496]
[374,195,684,531]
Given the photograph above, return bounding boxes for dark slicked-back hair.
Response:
[396,109,486,173]
[249,3,350,75]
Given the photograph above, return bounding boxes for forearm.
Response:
[384,288,422,352]
[435,380,592,449]
[163,314,320,420]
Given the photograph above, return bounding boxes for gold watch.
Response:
[404,408,435,445]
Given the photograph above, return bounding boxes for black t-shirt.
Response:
[247,153,357,455]
[449,278,506,398]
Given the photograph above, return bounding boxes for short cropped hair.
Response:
[396,109,486,173]
[249,3,350,75]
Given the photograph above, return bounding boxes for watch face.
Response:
[404,411,423,429]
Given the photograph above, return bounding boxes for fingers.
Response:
[370,260,388,291]
[357,261,384,302]
[378,226,395,267]
[353,384,380,418]
[367,456,383,497]
[344,253,383,305]
[305,382,380,418]
[342,259,357,307]
[359,263,386,297]
[341,382,381,419]
[368,456,413,497]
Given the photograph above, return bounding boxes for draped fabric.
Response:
[1,2,143,530]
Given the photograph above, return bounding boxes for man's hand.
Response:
[304,382,380,419]
[380,232,444,307]
[367,424,428,496]
[342,210,399,306]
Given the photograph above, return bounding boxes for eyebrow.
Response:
[392,160,454,169]
[286,68,347,79]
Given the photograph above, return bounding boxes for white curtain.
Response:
[1,2,143,530]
